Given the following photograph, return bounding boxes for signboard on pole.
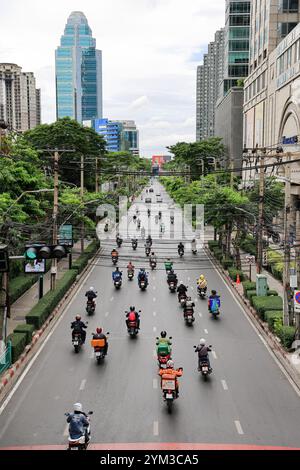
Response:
[294,291,300,312]
[58,225,73,247]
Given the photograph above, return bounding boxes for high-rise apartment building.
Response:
[55,11,102,122]
[196,29,225,141]
[91,118,123,152]
[118,120,139,156]
[249,0,300,74]
[0,63,41,132]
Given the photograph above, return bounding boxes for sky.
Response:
[0,0,225,157]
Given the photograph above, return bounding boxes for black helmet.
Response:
[116,266,119,271]
[161,331,167,338]
[211,289,217,295]
[130,306,135,311]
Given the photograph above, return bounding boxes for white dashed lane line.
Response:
[204,329,208,334]
[212,350,217,359]
[153,311,157,317]
[79,379,86,391]
[199,312,202,318]
[110,297,114,302]
[153,421,159,436]
[235,420,244,435]
[105,311,109,317]
[221,380,228,391]
[153,326,157,333]
[153,297,156,302]
[153,379,158,389]
[63,424,69,436]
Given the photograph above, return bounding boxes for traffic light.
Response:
[262,250,268,267]
[0,245,9,273]
[24,244,69,260]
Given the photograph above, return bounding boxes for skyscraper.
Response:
[196,29,225,141]
[0,63,41,132]
[55,11,102,122]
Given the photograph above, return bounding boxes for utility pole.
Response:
[296,210,300,339]
[230,159,234,189]
[80,154,85,254]
[256,151,265,274]
[283,153,292,326]
[51,150,59,291]
[95,156,99,193]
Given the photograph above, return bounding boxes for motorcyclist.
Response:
[208,290,221,313]
[164,258,173,272]
[137,219,141,229]
[195,338,212,372]
[126,306,140,330]
[167,269,178,286]
[170,215,174,224]
[92,327,108,355]
[149,252,157,264]
[178,242,184,254]
[197,274,207,292]
[112,267,123,283]
[138,268,148,287]
[156,331,172,353]
[145,242,151,256]
[127,261,135,275]
[155,215,159,224]
[71,315,87,344]
[191,239,197,253]
[147,208,151,217]
[111,248,119,260]
[104,223,109,232]
[66,403,90,444]
[116,233,123,246]
[177,282,188,300]
[146,235,152,247]
[158,360,183,398]
[141,227,146,238]
[131,237,138,248]
[85,287,97,308]
[158,211,162,219]
[184,296,195,318]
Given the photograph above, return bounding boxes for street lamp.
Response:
[1,189,54,218]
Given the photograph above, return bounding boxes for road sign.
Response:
[246,255,255,265]
[58,224,73,247]
[294,291,300,312]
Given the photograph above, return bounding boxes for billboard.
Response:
[24,259,46,274]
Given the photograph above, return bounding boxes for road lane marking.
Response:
[212,350,217,359]
[153,421,159,436]
[90,352,94,359]
[204,329,208,334]
[153,326,157,333]
[194,298,198,303]
[191,287,194,290]
[199,312,202,317]
[188,277,190,281]
[153,286,156,290]
[153,297,156,302]
[221,380,228,391]
[79,379,86,391]
[63,424,69,437]
[153,311,157,317]
[153,349,157,358]
[235,420,244,435]
[105,311,109,317]
[153,379,158,389]
[110,297,114,302]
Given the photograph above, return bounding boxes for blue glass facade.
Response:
[93,119,122,152]
[55,11,102,122]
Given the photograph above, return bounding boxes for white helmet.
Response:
[166,360,174,368]
[199,338,206,346]
[74,403,82,412]
[90,287,95,291]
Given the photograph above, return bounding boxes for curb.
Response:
[0,246,101,396]
[205,245,300,391]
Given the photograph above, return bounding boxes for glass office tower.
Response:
[55,11,102,122]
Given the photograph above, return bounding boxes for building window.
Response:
[278,22,298,38]
[279,0,299,12]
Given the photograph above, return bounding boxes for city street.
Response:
[1,182,300,449]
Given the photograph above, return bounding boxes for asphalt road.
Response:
[1,180,300,448]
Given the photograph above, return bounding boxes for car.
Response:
[156,193,161,196]
[156,197,163,202]
[145,198,152,203]
[149,188,154,193]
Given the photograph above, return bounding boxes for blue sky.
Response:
[0,0,225,156]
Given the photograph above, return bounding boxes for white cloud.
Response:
[0,0,226,156]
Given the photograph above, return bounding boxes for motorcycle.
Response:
[197,286,207,299]
[132,240,138,250]
[65,411,93,450]
[91,333,109,363]
[112,256,118,265]
[156,336,172,368]
[139,279,148,291]
[86,299,95,316]
[170,217,174,225]
[72,332,83,354]
[127,270,134,281]
[160,369,182,414]
[145,246,151,256]
[178,293,187,308]
[114,278,122,290]
[194,346,212,381]
[116,238,123,248]
[184,308,195,326]
[168,281,177,293]
[210,306,220,319]
[150,260,157,270]
[127,320,139,338]
[178,249,184,258]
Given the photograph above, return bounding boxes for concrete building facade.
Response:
[0,63,41,132]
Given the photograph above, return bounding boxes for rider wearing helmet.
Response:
[184,296,195,319]
[167,269,178,286]
[177,281,188,300]
[138,268,148,287]
[164,258,173,272]
[195,338,212,371]
[127,261,135,274]
[149,252,157,264]
[66,403,90,444]
[208,290,221,313]
[85,286,97,307]
[191,239,197,253]
[92,327,108,355]
[158,360,183,397]
[178,242,184,254]
[111,248,119,259]
[197,274,207,291]
[126,306,140,330]
[112,266,122,282]
[71,315,87,344]
[156,331,172,356]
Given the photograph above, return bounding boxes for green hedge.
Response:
[222,258,234,270]
[267,290,278,297]
[208,240,219,251]
[9,275,37,304]
[265,311,283,332]
[13,324,35,345]
[276,325,296,349]
[26,269,78,329]
[7,332,27,363]
[240,236,256,256]
[72,240,99,273]
[243,281,256,296]
[252,295,283,320]
[228,268,247,282]
[247,290,258,304]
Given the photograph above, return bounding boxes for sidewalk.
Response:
[7,240,91,337]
